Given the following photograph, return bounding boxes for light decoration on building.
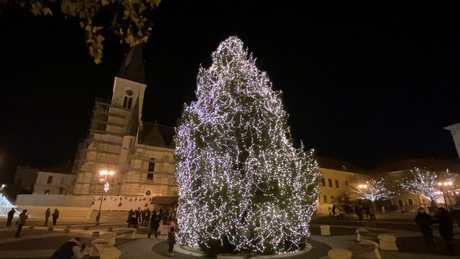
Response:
[350,176,395,202]
[174,36,320,254]
[104,182,110,193]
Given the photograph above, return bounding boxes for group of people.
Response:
[126,207,154,228]
[415,207,455,255]
[125,208,176,255]
[328,204,376,221]
[5,207,61,238]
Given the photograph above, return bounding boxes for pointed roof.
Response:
[138,122,175,148]
[118,45,146,84]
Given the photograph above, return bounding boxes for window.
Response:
[328,179,332,187]
[321,178,326,186]
[44,190,50,195]
[407,199,414,205]
[47,176,53,184]
[128,98,132,109]
[123,97,128,107]
[330,196,335,204]
[323,195,327,203]
[148,158,155,172]
[345,181,349,187]
[335,180,339,188]
[147,173,154,180]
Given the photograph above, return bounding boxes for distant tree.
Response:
[348,175,396,202]
[400,167,457,209]
[0,0,161,64]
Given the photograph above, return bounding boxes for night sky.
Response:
[1,1,460,183]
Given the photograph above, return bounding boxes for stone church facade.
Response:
[72,46,178,206]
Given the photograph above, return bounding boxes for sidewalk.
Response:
[0,221,458,258]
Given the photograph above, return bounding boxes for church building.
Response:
[72,46,178,208]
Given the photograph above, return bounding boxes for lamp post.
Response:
[437,181,453,208]
[96,170,114,225]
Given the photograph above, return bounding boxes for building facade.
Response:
[72,46,178,208]
[33,172,76,195]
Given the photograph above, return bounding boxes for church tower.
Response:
[73,46,147,196]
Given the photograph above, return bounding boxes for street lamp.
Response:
[437,181,454,207]
[96,170,114,225]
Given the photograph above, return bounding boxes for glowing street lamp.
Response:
[96,170,115,225]
[436,180,454,207]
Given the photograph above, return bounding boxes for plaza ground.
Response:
[0,213,459,259]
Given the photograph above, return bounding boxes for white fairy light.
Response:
[350,176,394,202]
[174,36,320,254]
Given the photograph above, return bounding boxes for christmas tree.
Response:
[175,36,320,255]
[0,194,16,217]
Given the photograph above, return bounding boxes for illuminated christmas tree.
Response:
[0,194,16,217]
[175,36,320,255]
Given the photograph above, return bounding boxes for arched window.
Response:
[407,199,414,205]
[398,199,404,208]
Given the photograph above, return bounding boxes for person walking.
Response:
[148,214,160,238]
[50,237,88,259]
[167,224,176,256]
[52,209,59,226]
[15,209,28,238]
[6,208,15,227]
[145,208,151,226]
[436,207,455,255]
[415,207,436,250]
[45,208,51,227]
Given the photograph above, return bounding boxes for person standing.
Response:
[436,207,455,255]
[415,207,436,250]
[50,237,88,259]
[369,207,376,221]
[141,209,146,226]
[136,207,141,223]
[149,214,160,238]
[15,209,28,237]
[6,208,15,227]
[52,209,60,226]
[167,225,176,256]
[127,209,134,228]
[45,208,51,227]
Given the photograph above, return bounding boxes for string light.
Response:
[350,177,394,202]
[174,37,320,254]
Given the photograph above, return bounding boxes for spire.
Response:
[117,45,146,84]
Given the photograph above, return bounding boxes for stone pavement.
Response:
[0,221,459,258]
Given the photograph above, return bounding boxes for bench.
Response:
[377,234,398,251]
[320,225,331,236]
[91,241,122,259]
[114,228,136,239]
[356,228,380,242]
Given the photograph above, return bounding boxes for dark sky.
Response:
[1,1,460,183]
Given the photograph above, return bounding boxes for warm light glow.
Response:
[438,183,442,186]
[100,170,107,176]
[108,171,115,176]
